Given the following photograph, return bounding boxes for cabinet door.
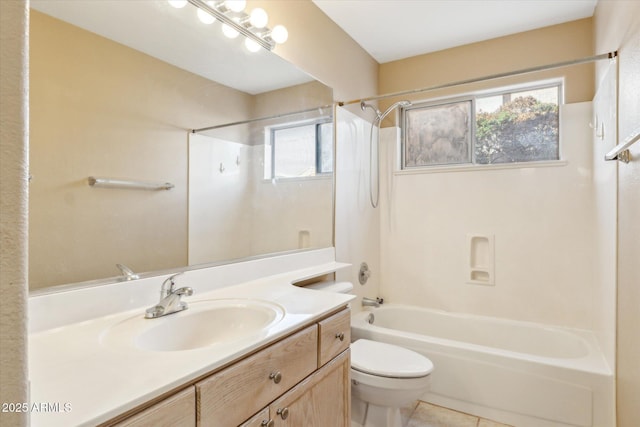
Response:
[113,387,195,427]
[270,350,350,427]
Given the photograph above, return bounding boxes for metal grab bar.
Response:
[88,176,174,191]
[605,126,640,163]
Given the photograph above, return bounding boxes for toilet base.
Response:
[351,395,418,427]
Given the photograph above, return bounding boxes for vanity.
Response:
[29,249,354,427]
[114,308,350,427]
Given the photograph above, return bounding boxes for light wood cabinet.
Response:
[110,307,351,427]
[113,387,195,427]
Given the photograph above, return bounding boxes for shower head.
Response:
[378,100,412,121]
[360,101,381,117]
[360,99,411,124]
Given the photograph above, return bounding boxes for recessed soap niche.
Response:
[467,234,495,285]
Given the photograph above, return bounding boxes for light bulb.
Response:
[224,0,246,13]
[168,0,187,8]
[197,8,216,24]
[244,38,261,53]
[270,25,288,44]
[222,23,239,39]
[249,8,268,29]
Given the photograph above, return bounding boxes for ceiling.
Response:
[312,0,598,63]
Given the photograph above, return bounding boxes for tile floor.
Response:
[407,402,513,427]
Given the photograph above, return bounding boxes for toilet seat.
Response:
[351,339,433,379]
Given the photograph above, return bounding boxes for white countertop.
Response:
[29,259,354,427]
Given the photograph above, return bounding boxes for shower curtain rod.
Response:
[191,104,333,133]
[338,51,617,106]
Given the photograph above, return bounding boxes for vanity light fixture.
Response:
[170,0,288,51]
[221,23,240,39]
[244,38,261,53]
[197,5,216,25]
[168,0,188,8]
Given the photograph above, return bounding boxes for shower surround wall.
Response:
[335,107,382,311]
[188,134,333,265]
[378,102,599,330]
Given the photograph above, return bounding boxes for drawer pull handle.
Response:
[277,407,289,420]
[261,419,275,427]
[269,371,282,384]
[335,332,345,341]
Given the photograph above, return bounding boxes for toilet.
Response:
[350,339,433,427]
[303,281,434,427]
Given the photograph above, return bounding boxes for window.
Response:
[402,83,561,169]
[264,119,333,179]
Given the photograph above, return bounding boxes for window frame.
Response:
[265,117,333,181]
[400,80,564,171]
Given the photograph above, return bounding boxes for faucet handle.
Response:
[116,263,139,281]
[161,272,184,296]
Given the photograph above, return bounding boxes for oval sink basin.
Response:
[101,299,285,352]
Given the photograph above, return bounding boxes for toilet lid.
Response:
[351,339,434,378]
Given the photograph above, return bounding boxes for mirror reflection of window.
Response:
[266,119,334,180]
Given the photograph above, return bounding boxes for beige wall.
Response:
[379,18,594,116]
[253,80,333,118]
[594,1,640,425]
[0,1,29,426]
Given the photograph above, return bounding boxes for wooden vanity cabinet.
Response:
[112,307,351,427]
[236,308,351,427]
[200,307,351,427]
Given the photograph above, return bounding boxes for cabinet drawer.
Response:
[240,408,270,427]
[114,387,195,427]
[197,325,318,427]
[318,308,350,367]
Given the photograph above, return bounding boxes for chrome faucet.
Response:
[116,263,139,281]
[145,273,194,319]
[362,297,383,308]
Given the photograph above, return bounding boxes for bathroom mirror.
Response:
[29,0,334,292]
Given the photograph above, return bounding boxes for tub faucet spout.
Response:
[362,297,383,308]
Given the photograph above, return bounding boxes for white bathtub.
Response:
[351,305,614,427]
